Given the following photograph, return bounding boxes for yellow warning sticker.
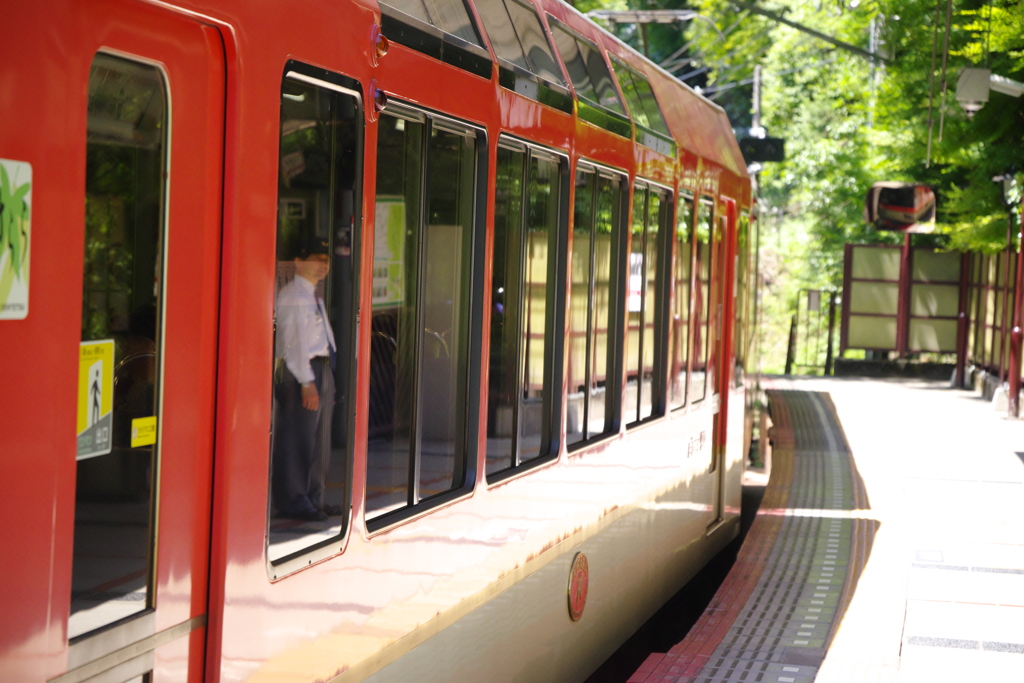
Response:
[130,416,157,448]
[77,339,115,460]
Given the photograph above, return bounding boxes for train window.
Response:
[691,199,714,402]
[487,140,565,478]
[626,184,669,425]
[475,0,566,86]
[549,20,623,113]
[72,54,167,639]
[267,69,361,565]
[609,61,670,136]
[609,59,675,155]
[669,194,694,410]
[381,0,482,47]
[378,0,493,79]
[548,19,632,138]
[567,165,625,448]
[734,211,750,388]
[368,106,480,524]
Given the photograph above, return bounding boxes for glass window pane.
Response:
[519,155,558,463]
[591,175,620,437]
[583,41,625,113]
[550,20,624,112]
[487,147,526,475]
[368,114,423,517]
[567,169,594,447]
[630,72,671,136]
[611,62,650,130]
[734,213,749,381]
[626,187,645,425]
[476,0,529,70]
[639,190,663,420]
[382,0,483,45]
[268,75,360,562]
[72,53,167,639]
[692,201,712,402]
[383,0,432,25]
[418,126,475,499]
[670,195,693,410]
[503,0,565,85]
[551,25,598,102]
[370,111,476,516]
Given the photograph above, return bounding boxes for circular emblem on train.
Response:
[567,552,589,621]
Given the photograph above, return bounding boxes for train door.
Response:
[64,3,224,681]
[708,199,736,529]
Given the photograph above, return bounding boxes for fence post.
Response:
[785,313,797,375]
[825,292,837,375]
[955,252,970,389]
[896,234,912,357]
[1009,212,1023,417]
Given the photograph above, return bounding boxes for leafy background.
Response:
[571,0,1024,371]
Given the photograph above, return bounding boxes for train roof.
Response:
[542,0,749,182]
[371,0,751,192]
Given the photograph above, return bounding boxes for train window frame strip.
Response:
[669,191,695,411]
[485,136,569,484]
[691,196,715,404]
[625,181,671,427]
[365,102,486,534]
[733,210,751,389]
[566,162,628,451]
[265,62,364,574]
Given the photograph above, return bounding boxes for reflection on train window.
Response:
[609,59,671,137]
[669,194,694,410]
[475,0,565,85]
[626,184,668,425]
[567,166,624,448]
[487,141,564,477]
[369,109,478,521]
[380,0,483,46]
[267,71,360,564]
[71,54,166,639]
[691,200,714,402]
[549,20,624,113]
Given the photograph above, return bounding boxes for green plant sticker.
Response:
[0,159,32,320]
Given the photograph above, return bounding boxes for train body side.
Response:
[0,0,755,681]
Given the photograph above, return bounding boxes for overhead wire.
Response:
[702,54,839,97]
[659,10,751,70]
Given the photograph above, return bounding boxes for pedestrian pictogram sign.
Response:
[78,339,114,459]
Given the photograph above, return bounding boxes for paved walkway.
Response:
[629,377,1024,683]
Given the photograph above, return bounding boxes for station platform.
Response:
[629,376,1024,683]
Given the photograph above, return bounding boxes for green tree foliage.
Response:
[581,0,1022,369]
[680,0,1023,262]
[876,0,1024,253]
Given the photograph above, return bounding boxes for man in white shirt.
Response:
[271,238,338,521]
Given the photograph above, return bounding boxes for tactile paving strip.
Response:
[630,390,871,683]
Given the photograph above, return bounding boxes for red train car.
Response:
[0,0,755,681]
